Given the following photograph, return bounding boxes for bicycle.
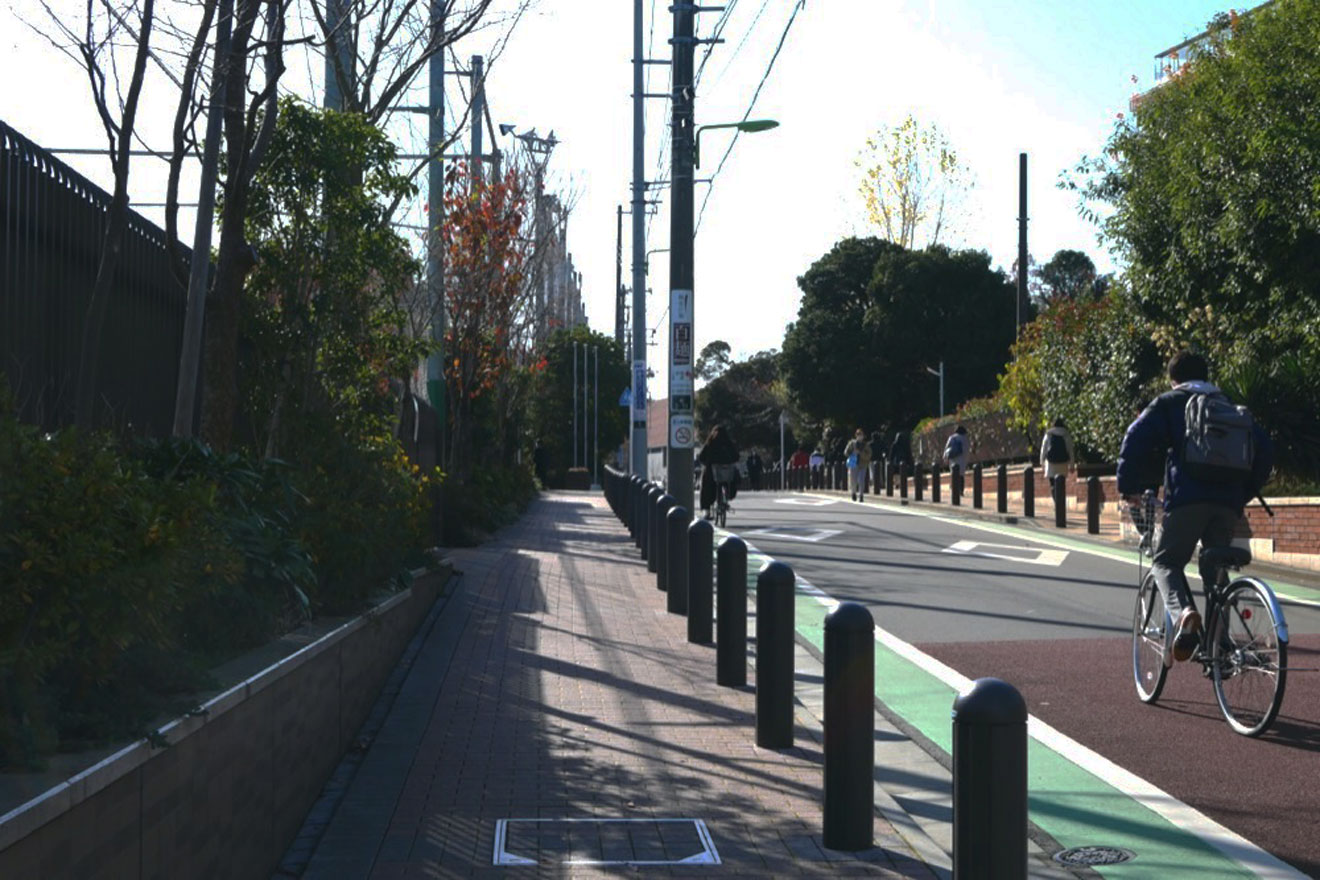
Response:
[1129,491,1289,737]
[710,463,739,528]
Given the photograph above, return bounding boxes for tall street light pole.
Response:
[629,0,648,476]
[667,0,697,510]
[925,361,945,419]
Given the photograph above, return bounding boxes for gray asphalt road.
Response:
[724,491,1320,644]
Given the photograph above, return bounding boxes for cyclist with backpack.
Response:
[1040,417,1075,488]
[1116,351,1273,665]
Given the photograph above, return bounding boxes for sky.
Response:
[1,0,1235,397]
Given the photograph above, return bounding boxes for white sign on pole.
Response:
[670,415,694,448]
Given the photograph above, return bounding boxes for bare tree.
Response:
[37,0,157,428]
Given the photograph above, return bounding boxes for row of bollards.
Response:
[602,467,1029,876]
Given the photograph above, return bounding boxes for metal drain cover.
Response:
[1053,845,1136,866]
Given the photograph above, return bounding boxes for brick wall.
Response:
[0,571,445,879]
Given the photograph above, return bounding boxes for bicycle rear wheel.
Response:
[715,488,727,528]
[1211,579,1287,737]
[1132,572,1170,703]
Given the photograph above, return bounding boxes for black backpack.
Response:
[1183,392,1255,482]
[1045,432,1069,463]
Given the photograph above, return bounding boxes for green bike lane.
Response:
[723,501,1311,879]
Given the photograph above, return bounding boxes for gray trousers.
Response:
[1151,502,1239,619]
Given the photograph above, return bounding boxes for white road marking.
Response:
[773,496,837,507]
[742,526,841,543]
[942,540,1069,567]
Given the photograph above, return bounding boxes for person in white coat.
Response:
[1039,417,1076,487]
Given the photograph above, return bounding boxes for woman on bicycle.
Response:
[698,424,740,520]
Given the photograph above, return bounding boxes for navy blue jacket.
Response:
[1116,381,1273,512]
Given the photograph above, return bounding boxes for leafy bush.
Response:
[0,405,238,767]
[441,462,537,546]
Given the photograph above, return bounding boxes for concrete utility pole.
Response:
[615,205,625,346]
[629,0,648,477]
[324,0,354,109]
[1017,152,1028,339]
[593,345,600,487]
[470,54,484,185]
[173,0,232,437]
[666,0,698,511]
[573,340,580,468]
[426,5,446,454]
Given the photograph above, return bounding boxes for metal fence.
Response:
[1,118,190,436]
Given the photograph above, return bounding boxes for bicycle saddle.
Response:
[1199,546,1252,570]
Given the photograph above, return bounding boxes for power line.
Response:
[695,0,805,235]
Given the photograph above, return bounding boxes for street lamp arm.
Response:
[694,119,779,167]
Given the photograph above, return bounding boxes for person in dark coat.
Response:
[697,425,740,518]
[745,450,763,490]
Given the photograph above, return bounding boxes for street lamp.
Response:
[666,116,780,511]
[694,119,780,168]
[925,361,945,419]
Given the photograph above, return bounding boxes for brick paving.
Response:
[302,492,938,879]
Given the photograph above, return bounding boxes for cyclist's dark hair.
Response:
[1167,351,1209,383]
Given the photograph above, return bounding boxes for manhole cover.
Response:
[1053,845,1136,866]
[493,818,720,866]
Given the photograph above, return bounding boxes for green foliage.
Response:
[242,98,425,458]
[440,461,538,546]
[695,350,794,455]
[782,237,1017,434]
[526,327,630,487]
[1033,249,1098,304]
[998,291,1162,461]
[0,403,238,767]
[1065,0,1320,478]
[694,340,732,381]
[856,115,974,248]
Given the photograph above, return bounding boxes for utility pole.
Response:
[583,342,591,475]
[573,340,579,468]
[426,5,446,464]
[926,361,945,418]
[173,0,232,437]
[593,345,600,488]
[470,55,484,185]
[1017,152,1028,339]
[629,0,648,477]
[615,205,625,346]
[666,0,698,511]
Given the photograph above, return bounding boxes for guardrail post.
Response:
[667,505,691,612]
[688,518,714,642]
[1087,476,1101,535]
[1022,466,1035,518]
[756,561,796,749]
[952,678,1027,879]
[952,465,963,506]
[717,537,748,687]
[972,464,983,509]
[996,464,1007,514]
[654,493,674,582]
[823,602,875,851]
[1053,473,1067,528]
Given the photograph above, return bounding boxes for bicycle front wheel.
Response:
[715,492,727,529]
[1132,571,1170,703]
[1212,579,1288,737]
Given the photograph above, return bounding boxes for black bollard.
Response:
[823,602,875,851]
[688,519,714,642]
[914,464,925,502]
[932,463,942,504]
[952,464,963,506]
[655,493,675,583]
[1087,475,1101,535]
[667,505,691,612]
[645,486,661,568]
[972,463,983,509]
[885,460,894,497]
[717,537,748,686]
[952,678,1027,879]
[996,463,1008,514]
[899,464,909,500]
[756,561,796,749]
[1023,466,1035,518]
[1053,473,1067,528]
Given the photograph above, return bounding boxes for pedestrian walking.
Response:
[1039,417,1076,488]
[942,425,969,475]
[845,429,872,501]
[746,451,764,491]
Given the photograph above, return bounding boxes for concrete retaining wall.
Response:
[0,570,445,879]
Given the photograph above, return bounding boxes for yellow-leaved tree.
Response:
[856,115,974,249]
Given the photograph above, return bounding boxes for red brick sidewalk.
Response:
[302,492,937,878]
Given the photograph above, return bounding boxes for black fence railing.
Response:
[1,118,191,436]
